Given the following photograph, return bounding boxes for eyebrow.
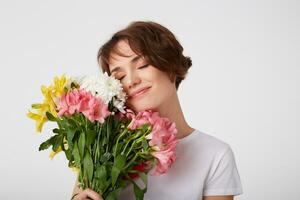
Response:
[110,55,143,74]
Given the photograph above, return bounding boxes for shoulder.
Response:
[194,131,243,196]
[180,129,231,157]
[178,129,243,196]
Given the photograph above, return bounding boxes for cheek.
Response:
[124,67,175,111]
[144,69,174,100]
[155,80,174,101]
[125,84,173,113]
[125,87,158,112]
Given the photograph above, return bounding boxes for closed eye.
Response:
[138,64,149,69]
[118,64,149,80]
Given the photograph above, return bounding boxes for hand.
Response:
[72,188,104,200]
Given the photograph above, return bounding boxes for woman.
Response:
[71,21,243,200]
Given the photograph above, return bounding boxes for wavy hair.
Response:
[97,21,192,90]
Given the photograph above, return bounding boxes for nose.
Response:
[124,71,141,90]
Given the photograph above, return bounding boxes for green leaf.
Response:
[105,187,123,200]
[52,128,61,134]
[142,139,148,151]
[56,119,63,129]
[139,172,148,189]
[100,152,112,163]
[39,134,62,151]
[72,142,81,166]
[95,165,107,180]
[39,138,52,151]
[141,123,151,133]
[86,129,96,147]
[94,165,108,193]
[66,127,76,140]
[46,111,57,121]
[78,132,85,159]
[83,151,94,181]
[111,154,126,187]
[64,149,73,161]
[66,117,77,127]
[133,181,146,200]
[66,127,76,151]
[52,134,63,152]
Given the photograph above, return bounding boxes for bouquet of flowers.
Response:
[27,73,178,200]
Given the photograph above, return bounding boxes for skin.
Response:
[71,177,103,200]
[71,40,233,200]
[203,197,233,200]
[108,40,194,139]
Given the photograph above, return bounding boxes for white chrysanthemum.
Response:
[66,73,127,113]
[113,90,127,113]
[64,75,83,89]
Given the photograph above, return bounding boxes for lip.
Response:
[129,87,151,99]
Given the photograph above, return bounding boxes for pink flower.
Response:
[150,125,178,175]
[127,109,178,175]
[127,110,160,130]
[116,108,136,121]
[57,89,110,123]
[147,118,177,147]
[151,146,177,175]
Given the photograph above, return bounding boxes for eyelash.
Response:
[138,64,149,69]
[118,64,149,80]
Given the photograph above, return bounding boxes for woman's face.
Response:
[108,40,176,113]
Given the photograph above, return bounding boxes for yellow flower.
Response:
[27,74,69,132]
[27,111,48,133]
[41,85,57,118]
[49,146,62,159]
[53,74,68,97]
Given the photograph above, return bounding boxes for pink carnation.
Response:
[127,109,178,175]
[57,89,111,123]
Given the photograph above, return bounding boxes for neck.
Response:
[153,91,195,139]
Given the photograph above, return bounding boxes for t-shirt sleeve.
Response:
[203,145,243,196]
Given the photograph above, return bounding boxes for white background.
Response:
[0,0,299,199]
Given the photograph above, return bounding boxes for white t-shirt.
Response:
[118,129,243,200]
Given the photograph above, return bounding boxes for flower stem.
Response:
[106,116,110,152]
[121,130,145,156]
[113,127,128,157]
[95,123,102,162]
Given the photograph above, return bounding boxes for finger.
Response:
[84,189,103,200]
[73,192,95,200]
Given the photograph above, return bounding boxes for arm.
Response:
[203,195,233,200]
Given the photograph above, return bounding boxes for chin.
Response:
[126,89,163,113]
[127,105,153,113]
[126,100,157,113]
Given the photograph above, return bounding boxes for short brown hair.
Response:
[97,21,192,90]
